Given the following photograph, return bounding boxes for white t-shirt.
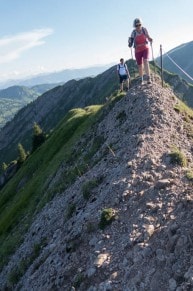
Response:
[117,63,128,76]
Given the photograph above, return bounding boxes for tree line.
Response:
[1,122,46,172]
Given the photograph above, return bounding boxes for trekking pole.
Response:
[160,44,164,87]
[130,47,135,78]
[150,42,156,77]
[130,47,133,60]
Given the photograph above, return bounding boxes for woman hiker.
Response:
[128,18,153,85]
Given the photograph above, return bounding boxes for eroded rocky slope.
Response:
[1,78,193,290]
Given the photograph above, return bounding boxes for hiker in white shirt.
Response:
[117,58,130,92]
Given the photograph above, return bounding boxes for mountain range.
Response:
[0,84,63,128]
[0,64,113,129]
[0,63,114,89]
[1,69,193,289]
[156,40,193,84]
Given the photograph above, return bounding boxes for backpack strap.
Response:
[118,63,127,74]
[142,27,147,36]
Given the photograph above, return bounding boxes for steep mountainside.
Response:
[1,76,193,290]
[0,64,118,166]
[162,70,193,107]
[156,40,193,84]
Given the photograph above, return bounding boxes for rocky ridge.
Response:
[1,77,193,290]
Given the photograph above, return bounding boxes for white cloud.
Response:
[0,28,53,64]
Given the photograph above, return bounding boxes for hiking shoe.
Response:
[140,77,144,85]
[147,77,152,84]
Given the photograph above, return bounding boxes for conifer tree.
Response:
[32,122,46,151]
[2,162,8,172]
[18,143,27,165]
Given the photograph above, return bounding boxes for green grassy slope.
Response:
[0,64,120,168]
[0,89,124,270]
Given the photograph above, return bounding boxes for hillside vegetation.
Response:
[0,90,123,270]
[0,104,103,257]
[0,64,120,168]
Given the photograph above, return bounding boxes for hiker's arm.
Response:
[125,65,130,78]
[128,31,135,47]
[148,35,153,43]
[128,37,134,47]
[144,28,153,43]
[117,66,120,77]
[127,69,130,78]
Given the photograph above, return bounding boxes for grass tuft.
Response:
[169,146,187,167]
[99,208,116,230]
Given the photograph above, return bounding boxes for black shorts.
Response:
[119,74,128,84]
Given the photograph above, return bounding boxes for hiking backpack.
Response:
[118,63,127,75]
[128,27,148,48]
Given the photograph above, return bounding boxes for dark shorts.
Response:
[119,74,128,84]
[135,47,149,65]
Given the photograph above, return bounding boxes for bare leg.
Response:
[138,64,143,78]
[126,78,130,90]
[138,64,144,84]
[144,59,151,83]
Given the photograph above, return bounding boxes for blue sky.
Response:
[0,0,192,81]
